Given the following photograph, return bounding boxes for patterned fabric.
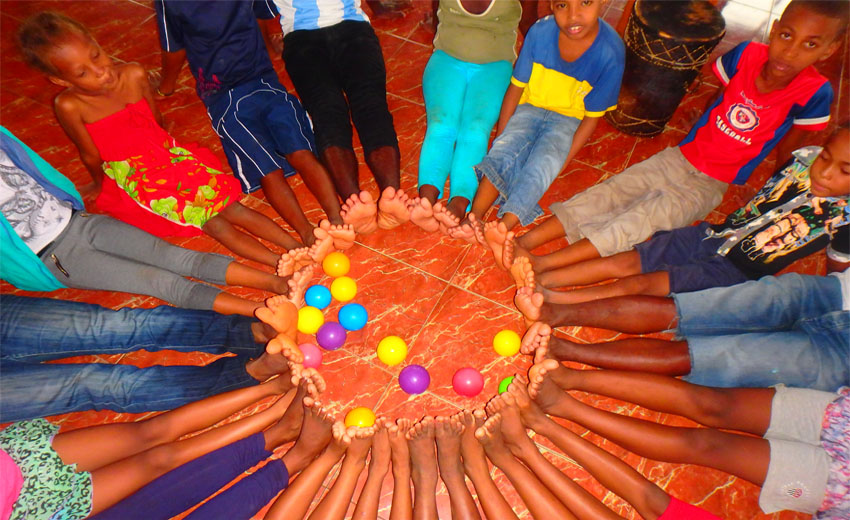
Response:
[815,386,849,519]
[85,99,242,238]
[0,419,92,520]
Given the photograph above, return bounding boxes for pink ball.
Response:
[452,367,484,397]
[299,343,323,369]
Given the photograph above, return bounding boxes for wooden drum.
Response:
[606,0,725,136]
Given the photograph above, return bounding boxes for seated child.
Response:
[526,363,850,518]
[507,0,845,270]
[516,123,849,304]
[450,0,625,267]
[154,0,352,248]
[16,12,316,268]
[0,126,305,317]
[409,0,537,232]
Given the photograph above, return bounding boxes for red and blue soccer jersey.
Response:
[679,41,832,185]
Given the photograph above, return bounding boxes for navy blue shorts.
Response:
[635,222,750,293]
[206,76,316,193]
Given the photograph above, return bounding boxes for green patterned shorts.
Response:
[0,419,92,520]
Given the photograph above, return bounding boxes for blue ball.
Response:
[338,303,368,331]
[305,285,332,310]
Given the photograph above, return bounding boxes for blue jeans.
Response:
[674,273,849,391]
[0,295,261,421]
[419,50,512,202]
[475,104,579,225]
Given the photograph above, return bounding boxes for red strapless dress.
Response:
[86,99,242,237]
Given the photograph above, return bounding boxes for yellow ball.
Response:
[323,252,351,278]
[376,335,408,366]
[297,306,325,334]
[330,276,357,302]
[345,406,376,428]
[493,329,521,357]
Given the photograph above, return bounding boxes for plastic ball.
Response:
[299,343,323,369]
[345,406,376,428]
[323,252,351,278]
[493,329,521,357]
[498,375,515,394]
[452,367,485,397]
[338,303,368,331]
[399,365,430,394]
[330,276,357,302]
[297,306,325,334]
[304,285,332,310]
[316,322,347,350]
[376,336,408,366]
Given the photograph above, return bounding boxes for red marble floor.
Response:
[1,1,846,519]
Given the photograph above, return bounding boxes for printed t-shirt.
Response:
[272,0,370,35]
[710,146,849,279]
[155,0,279,104]
[510,16,625,119]
[679,41,832,185]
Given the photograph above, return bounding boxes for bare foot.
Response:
[298,367,328,397]
[256,295,298,336]
[434,415,466,482]
[293,397,336,455]
[506,375,549,430]
[371,419,392,473]
[527,359,570,414]
[341,191,379,234]
[485,393,532,459]
[406,416,438,487]
[514,286,544,325]
[483,221,510,270]
[330,421,354,455]
[377,186,411,230]
[408,197,440,233]
[432,202,460,236]
[278,247,312,277]
[320,219,356,250]
[457,409,487,476]
[347,425,376,462]
[247,333,304,381]
[502,232,531,270]
[448,213,482,245]
[286,264,314,307]
[510,257,534,290]
[388,418,412,476]
[474,414,511,466]
[309,227,335,264]
[520,321,551,356]
[271,377,314,442]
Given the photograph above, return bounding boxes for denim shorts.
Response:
[675,273,850,391]
[635,222,750,293]
[474,104,579,225]
[207,76,313,193]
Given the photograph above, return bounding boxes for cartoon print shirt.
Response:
[155,0,279,104]
[708,146,849,279]
[511,16,625,119]
[679,41,833,185]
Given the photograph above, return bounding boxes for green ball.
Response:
[498,375,515,394]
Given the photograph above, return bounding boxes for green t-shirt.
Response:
[433,0,522,64]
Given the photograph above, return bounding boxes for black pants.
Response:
[283,20,398,155]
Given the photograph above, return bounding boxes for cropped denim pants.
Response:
[475,103,579,225]
[675,273,849,392]
[0,295,261,421]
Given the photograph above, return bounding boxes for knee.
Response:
[139,443,182,475]
[202,215,231,236]
[682,428,729,460]
[687,387,740,429]
[426,116,460,141]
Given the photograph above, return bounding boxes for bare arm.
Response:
[773,126,809,166]
[562,115,600,167]
[496,83,525,136]
[54,94,104,192]
[157,48,186,96]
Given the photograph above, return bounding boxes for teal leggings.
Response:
[418,50,513,201]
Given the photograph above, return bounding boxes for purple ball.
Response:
[399,364,430,395]
[316,322,346,350]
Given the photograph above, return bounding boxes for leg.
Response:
[506,380,671,520]
[351,421,391,520]
[434,416,481,520]
[260,170,318,246]
[530,238,602,274]
[286,149,344,225]
[515,214,567,252]
[217,202,302,250]
[202,212,281,266]
[457,410,518,520]
[306,427,374,520]
[536,250,641,289]
[388,418,414,520]
[407,417,439,520]
[476,415,577,520]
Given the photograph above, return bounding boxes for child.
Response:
[507,0,845,270]
[409,0,537,232]
[518,123,850,304]
[0,373,327,519]
[450,0,625,268]
[17,12,311,268]
[154,0,353,248]
[526,363,849,518]
[0,126,306,318]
